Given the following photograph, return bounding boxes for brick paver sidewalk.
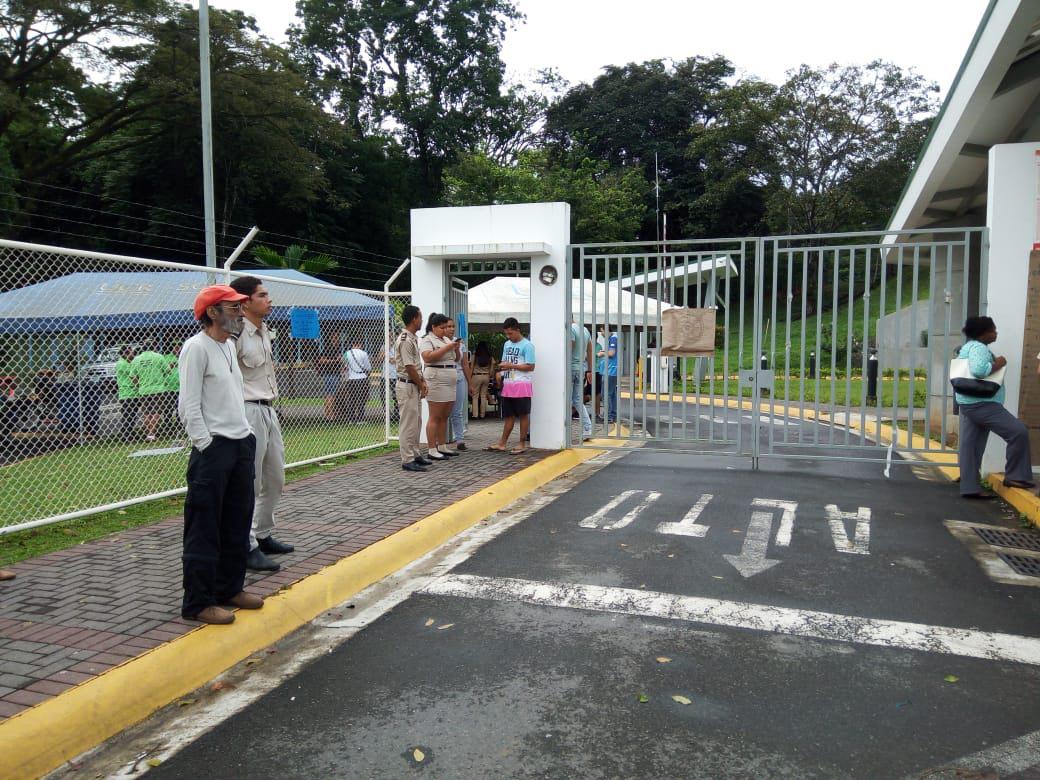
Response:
[0,420,548,720]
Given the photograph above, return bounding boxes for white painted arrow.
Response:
[826,504,871,555]
[752,499,798,547]
[657,494,713,537]
[723,509,781,577]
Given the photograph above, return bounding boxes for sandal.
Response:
[509,447,527,454]
[484,445,507,452]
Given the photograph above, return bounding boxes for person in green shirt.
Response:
[116,345,139,441]
[130,347,171,441]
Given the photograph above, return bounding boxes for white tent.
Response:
[467,276,678,328]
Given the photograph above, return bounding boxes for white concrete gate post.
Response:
[982,142,1040,476]
[410,203,571,450]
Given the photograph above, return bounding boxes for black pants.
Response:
[182,434,256,619]
[120,397,139,441]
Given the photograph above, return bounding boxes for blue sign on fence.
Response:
[457,312,468,340]
[290,308,320,339]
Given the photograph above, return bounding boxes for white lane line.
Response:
[826,504,871,555]
[422,574,1040,666]
[657,493,713,537]
[753,498,798,547]
[910,727,1040,777]
[579,490,639,529]
[604,491,661,530]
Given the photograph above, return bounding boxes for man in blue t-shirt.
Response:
[605,330,619,422]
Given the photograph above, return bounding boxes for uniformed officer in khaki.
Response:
[229,275,295,572]
[396,304,431,472]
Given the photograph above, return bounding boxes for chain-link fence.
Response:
[0,238,410,534]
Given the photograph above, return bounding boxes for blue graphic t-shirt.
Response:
[501,338,536,398]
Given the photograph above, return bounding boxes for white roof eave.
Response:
[411,242,552,260]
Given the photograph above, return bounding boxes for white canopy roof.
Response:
[467,276,678,328]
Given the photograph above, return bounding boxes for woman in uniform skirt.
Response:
[419,313,461,461]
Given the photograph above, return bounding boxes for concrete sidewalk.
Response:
[0,420,548,720]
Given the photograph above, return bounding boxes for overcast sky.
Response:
[208,0,992,95]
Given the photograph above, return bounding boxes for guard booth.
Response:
[410,203,571,449]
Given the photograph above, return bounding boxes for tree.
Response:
[65,7,340,261]
[755,61,939,235]
[544,57,735,239]
[443,150,648,243]
[253,244,338,275]
[0,0,178,181]
[292,0,522,203]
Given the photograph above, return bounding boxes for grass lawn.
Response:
[0,443,396,567]
[678,266,934,373]
[666,376,928,409]
[0,420,386,529]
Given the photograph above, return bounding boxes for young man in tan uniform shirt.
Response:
[230,276,294,573]
[395,304,430,472]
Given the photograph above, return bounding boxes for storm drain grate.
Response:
[973,526,1040,552]
[996,552,1040,577]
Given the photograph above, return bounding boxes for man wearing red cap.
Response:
[176,285,263,624]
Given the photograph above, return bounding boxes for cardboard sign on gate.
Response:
[661,308,716,357]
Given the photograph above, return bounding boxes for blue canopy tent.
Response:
[0,269,384,334]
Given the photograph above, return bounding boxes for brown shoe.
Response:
[223,591,264,610]
[0,569,15,581]
[193,606,235,624]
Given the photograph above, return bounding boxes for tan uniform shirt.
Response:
[395,330,420,380]
[236,319,279,401]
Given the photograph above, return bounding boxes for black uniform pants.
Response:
[120,397,139,440]
[181,434,256,619]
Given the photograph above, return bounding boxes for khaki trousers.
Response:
[244,402,285,551]
[396,381,422,464]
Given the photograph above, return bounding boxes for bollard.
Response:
[866,350,878,402]
[809,351,816,380]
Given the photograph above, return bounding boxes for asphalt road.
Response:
[153,413,1040,779]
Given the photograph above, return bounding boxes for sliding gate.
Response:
[569,228,987,468]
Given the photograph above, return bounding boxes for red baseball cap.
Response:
[194,285,248,320]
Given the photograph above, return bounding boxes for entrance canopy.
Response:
[468,276,678,328]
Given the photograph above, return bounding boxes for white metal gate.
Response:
[447,276,469,338]
[569,228,987,469]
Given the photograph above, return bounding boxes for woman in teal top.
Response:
[956,316,1034,498]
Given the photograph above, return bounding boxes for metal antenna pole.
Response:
[654,152,661,244]
[199,0,217,268]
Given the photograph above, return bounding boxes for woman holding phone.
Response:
[956,316,1034,498]
[419,313,460,461]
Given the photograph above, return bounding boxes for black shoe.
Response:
[962,492,997,500]
[246,547,280,572]
[437,448,460,457]
[403,461,428,472]
[456,442,468,452]
[1005,479,1037,489]
[259,536,294,555]
[414,456,434,466]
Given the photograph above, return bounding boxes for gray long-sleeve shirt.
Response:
[178,331,252,451]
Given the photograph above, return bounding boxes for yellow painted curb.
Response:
[989,474,1040,530]
[0,447,603,780]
